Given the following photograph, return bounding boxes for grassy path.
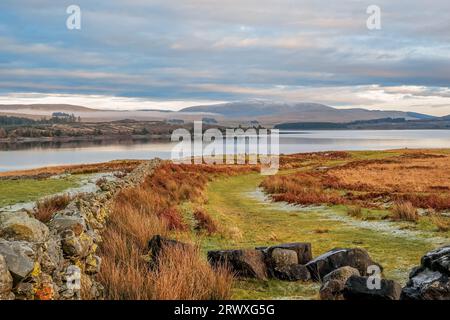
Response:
[202,173,440,299]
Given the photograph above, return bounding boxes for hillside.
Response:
[181,101,432,124]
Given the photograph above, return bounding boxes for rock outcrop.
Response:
[0,159,161,300]
[401,245,450,300]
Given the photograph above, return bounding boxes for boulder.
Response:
[0,211,49,242]
[305,248,381,281]
[401,245,450,300]
[257,243,312,264]
[0,254,14,299]
[319,266,360,300]
[421,246,450,276]
[208,249,268,280]
[343,275,402,300]
[273,264,311,281]
[0,240,36,279]
[271,248,298,268]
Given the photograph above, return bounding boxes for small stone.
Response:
[49,208,86,236]
[0,254,13,296]
[85,255,101,275]
[0,240,36,279]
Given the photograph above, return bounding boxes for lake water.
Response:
[1,130,449,172]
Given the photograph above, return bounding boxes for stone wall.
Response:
[0,159,161,300]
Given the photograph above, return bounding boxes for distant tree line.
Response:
[0,114,81,127]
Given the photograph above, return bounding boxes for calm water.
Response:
[1,130,449,172]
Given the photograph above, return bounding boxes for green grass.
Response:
[199,172,443,299]
[0,176,82,207]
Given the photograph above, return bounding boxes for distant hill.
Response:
[181,101,432,124]
[0,101,438,125]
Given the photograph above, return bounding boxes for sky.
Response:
[0,0,450,115]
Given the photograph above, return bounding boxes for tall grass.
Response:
[34,193,73,223]
[193,208,218,234]
[390,201,419,222]
[99,162,250,300]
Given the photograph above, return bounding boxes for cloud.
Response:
[0,0,450,115]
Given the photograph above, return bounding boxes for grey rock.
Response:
[421,246,450,276]
[208,249,268,280]
[305,248,381,281]
[271,248,298,269]
[343,275,402,300]
[257,242,312,264]
[320,266,360,300]
[0,254,13,295]
[273,264,311,281]
[0,240,36,279]
[49,207,86,236]
[0,211,49,242]
[401,245,450,300]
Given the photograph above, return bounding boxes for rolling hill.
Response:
[181,101,434,124]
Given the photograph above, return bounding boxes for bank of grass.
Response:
[0,175,82,207]
[202,172,440,299]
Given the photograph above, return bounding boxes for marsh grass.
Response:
[390,201,419,222]
[34,193,73,223]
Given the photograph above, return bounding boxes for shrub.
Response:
[347,206,362,218]
[391,201,419,222]
[34,193,73,223]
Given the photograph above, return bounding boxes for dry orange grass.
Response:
[430,214,450,232]
[34,193,73,223]
[193,208,218,234]
[153,245,233,300]
[328,155,450,194]
[390,201,419,222]
[260,172,345,206]
[263,151,450,211]
[99,162,253,300]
